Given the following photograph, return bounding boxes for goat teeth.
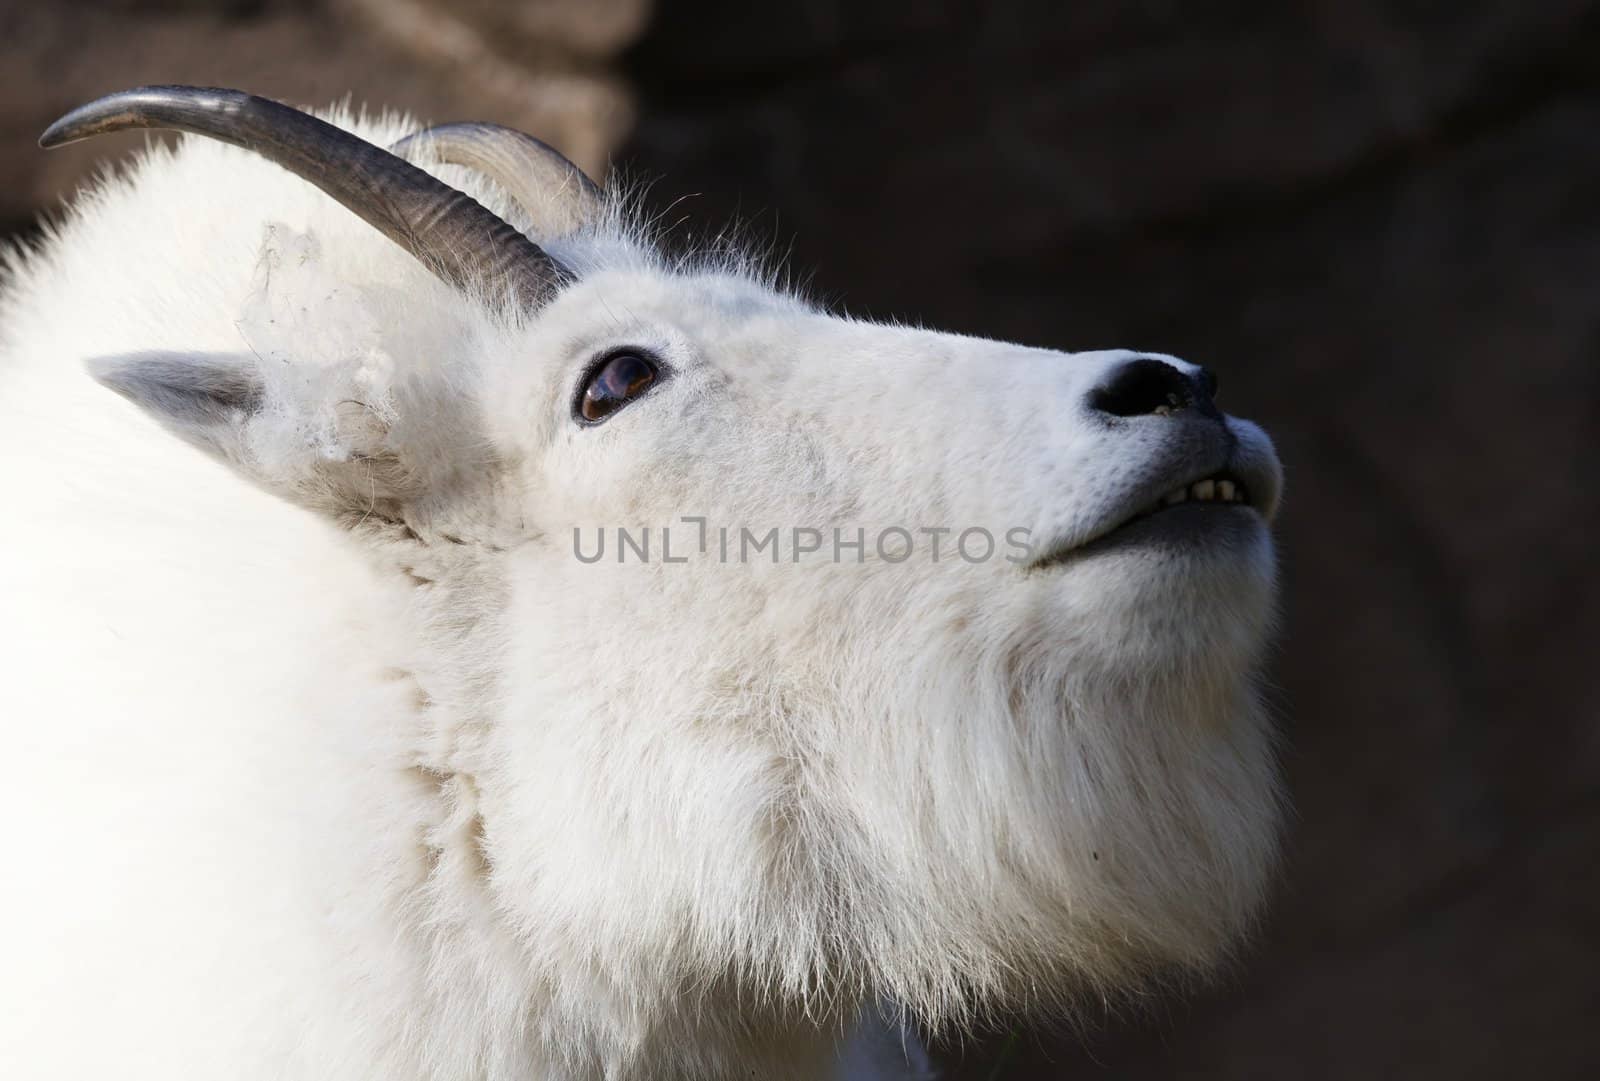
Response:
[1162,488,1187,505]
[1192,479,1215,501]
[1217,479,1236,502]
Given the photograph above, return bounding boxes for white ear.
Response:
[89,349,414,524]
[84,223,494,536]
[89,352,264,463]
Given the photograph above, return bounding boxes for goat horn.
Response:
[39,86,568,309]
[392,123,603,238]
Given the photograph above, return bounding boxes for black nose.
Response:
[1087,357,1219,419]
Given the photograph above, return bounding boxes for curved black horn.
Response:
[39,86,567,308]
[392,123,603,238]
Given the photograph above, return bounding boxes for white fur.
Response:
[0,107,1285,1080]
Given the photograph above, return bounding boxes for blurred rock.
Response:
[0,0,644,229]
[625,2,1600,1078]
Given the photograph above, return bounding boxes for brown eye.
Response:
[579,352,658,423]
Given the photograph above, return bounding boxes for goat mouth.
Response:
[1096,468,1262,549]
[1130,469,1253,519]
[1032,469,1262,570]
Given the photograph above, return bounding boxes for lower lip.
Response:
[1089,501,1260,551]
[1036,502,1261,568]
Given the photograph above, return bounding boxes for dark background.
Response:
[6,2,1596,1077]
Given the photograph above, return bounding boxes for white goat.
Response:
[0,87,1285,1081]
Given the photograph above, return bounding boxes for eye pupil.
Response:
[580,352,657,422]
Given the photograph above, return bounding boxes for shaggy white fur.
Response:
[0,101,1285,1080]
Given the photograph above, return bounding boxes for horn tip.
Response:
[39,88,147,150]
[39,85,240,150]
[38,117,77,150]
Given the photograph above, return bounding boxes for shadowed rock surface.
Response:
[0,0,642,230]
[624,2,1600,1078]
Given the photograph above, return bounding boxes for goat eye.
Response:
[579,352,657,423]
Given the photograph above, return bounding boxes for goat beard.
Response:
[722,643,1283,1034]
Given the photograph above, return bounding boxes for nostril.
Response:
[1088,357,1210,418]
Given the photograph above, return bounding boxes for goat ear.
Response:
[89,350,415,524]
[89,352,264,462]
[86,228,495,535]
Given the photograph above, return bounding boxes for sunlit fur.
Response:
[0,107,1285,1080]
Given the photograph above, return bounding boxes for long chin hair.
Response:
[749,567,1285,1037]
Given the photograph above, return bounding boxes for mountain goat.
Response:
[0,86,1284,1080]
